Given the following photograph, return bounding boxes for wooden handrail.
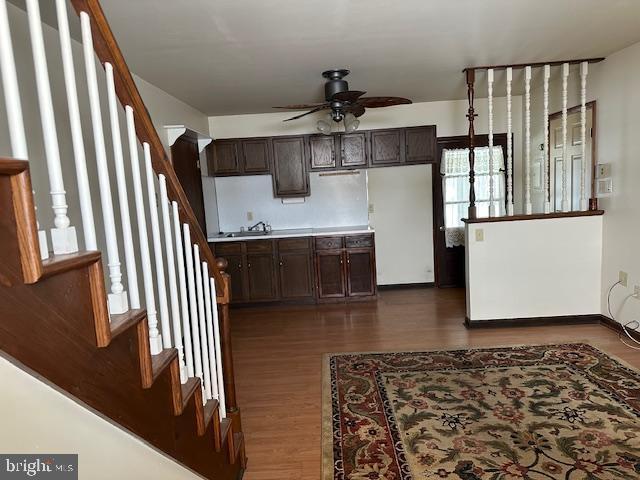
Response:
[68,0,225,298]
[463,57,605,73]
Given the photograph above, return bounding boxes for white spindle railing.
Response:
[561,62,570,212]
[81,12,128,314]
[487,68,495,217]
[55,0,97,252]
[26,0,78,254]
[543,65,551,214]
[202,262,220,404]
[184,224,205,398]
[209,277,227,420]
[125,109,162,353]
[160,179,187,383]
[194,246,213,400]
[524,65,532,215]
[105,63,140,308]
[580,61,589,211]
[505,67,513,216]
[143,144,172,349]
[173,202,195,377]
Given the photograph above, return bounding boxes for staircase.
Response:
[0,0,245,478]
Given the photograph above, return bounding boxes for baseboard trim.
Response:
[377,282,435,291]
[464,314,602,329]
[600,315,640,342]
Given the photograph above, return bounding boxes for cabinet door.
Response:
[340,132,368,167]
[246,253,278,301]
[316,251,346,298]
[309,135,337,170]
[241,138,271,174]
[370,129,404,166]
[346,249,376,297]
[272,136,309,197]
[172,136,207,233]
[210,140,241,175]
[279,251,314,299]
[405,126,437,164]
[225,254,249,303]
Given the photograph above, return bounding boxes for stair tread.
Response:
[151,349,178,382]
[180,378,201,411]
[41,251,101,279]
[203,398,219,428]
[110,309,145,339]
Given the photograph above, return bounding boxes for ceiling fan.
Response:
[274,69,412,134]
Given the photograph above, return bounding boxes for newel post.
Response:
[466,69,477,219]
[216,257,241,429]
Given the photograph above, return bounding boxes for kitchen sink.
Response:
[224,231,271,238]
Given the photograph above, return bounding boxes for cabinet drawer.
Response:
[315,236,344,250]
[214,242,243,256]
[345,234,373,249]
[246,240,274,254]
[278,237,311,251]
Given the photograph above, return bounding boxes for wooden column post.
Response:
[466,69,477,219]
[216,257,241,431]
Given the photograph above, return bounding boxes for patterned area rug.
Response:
[322,344,640,479]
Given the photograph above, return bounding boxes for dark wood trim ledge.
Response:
[462,209,604,224]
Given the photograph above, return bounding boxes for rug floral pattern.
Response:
[324,344,640,479]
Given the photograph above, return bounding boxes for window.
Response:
[441,146,505,244]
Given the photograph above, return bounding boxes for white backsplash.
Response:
[214,171,369,232]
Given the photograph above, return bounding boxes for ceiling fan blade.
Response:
[346,104,365,117]
[283,106,329,122]
[357,96,412,108]
[331,90,366,103]
[273,103,328,110]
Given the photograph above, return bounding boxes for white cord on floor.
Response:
[607,281,640,350]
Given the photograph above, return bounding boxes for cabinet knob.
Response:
[279,261,284,267]
[248,263,251,268]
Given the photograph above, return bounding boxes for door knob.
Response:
[439,226,446,232]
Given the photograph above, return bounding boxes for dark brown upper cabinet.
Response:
[405,126,437,164]
[339,132,368,168]
[272,136,310,197]
[209,139,241,175]
[309,135,337,170]
[241,137,271,174]
[370,129,405,166]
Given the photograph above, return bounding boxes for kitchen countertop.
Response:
[207,225,374,243]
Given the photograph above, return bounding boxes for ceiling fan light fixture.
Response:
[317,114,332,135]
[344,112,360,133]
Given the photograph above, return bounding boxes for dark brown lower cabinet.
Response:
[225,254,248,303]
[316,251,346,298]
[246,253,278,301]
[279,250,314,299]
[346,249,376,296]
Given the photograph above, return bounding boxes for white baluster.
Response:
[506,67,514,216]
[105,63,140,307]
[173,202,194,377]
[55,0,96,251]
[0,0,48,258]
[26,0,78,254]
[487,69,495,217]
[580,61,589,211]
[524,66,532,215]
[160,179,187,383]
[543,65,551,214]
[202,262,220,402]
[143,144,172,348]
[194,247,213,400]
[561,62,570,212]
[80,13,127,314]
[209,277,227,420]
[184,224,204,398]
[125,108,161,354]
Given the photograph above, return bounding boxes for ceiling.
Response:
[86,1,640,115]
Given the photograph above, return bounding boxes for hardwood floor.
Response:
[230,287,640,480]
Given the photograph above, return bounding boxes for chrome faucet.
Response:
[248,221,268,232]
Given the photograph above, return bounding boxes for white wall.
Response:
[0,355,200,479]
[215,171,368,232]
[587,41,640,327]
[209,97,523,283]
[466,215,603,321]
[368,165,434,285]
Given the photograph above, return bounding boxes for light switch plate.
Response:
[475,229,484,242]
[247,211,254,221]
[596,163,612,178]
[620,270,628,287]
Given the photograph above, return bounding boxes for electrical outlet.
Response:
[619,271,628,287]
[475,229,484,242]
[634,286,640,299]
[247,211,254,221]
[368,203,375,214]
